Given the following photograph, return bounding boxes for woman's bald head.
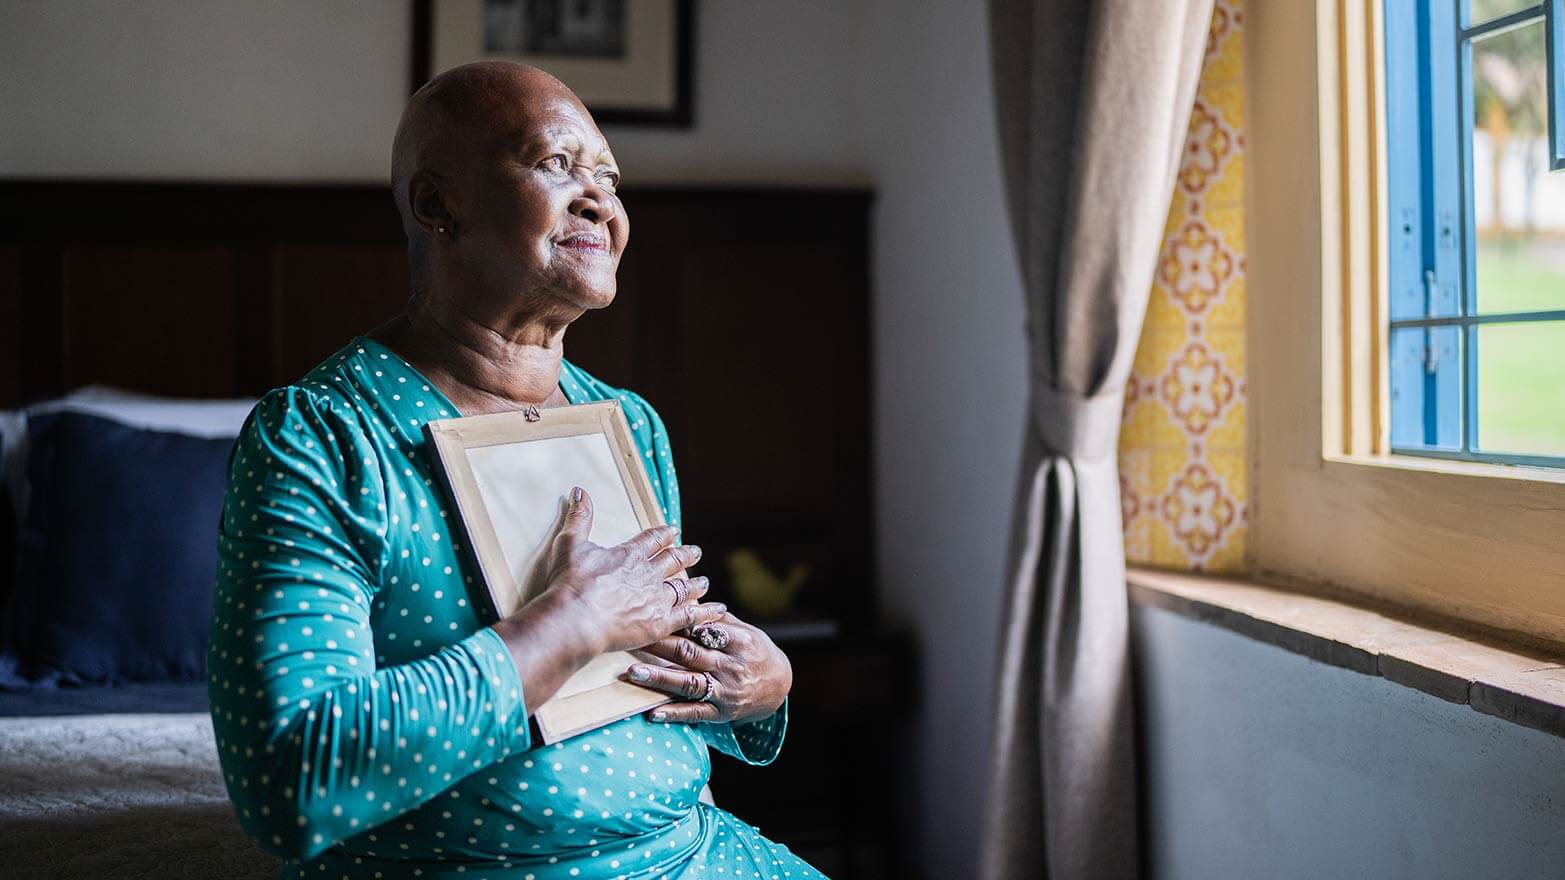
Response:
[389,61,627,322]
[392,62,588,235]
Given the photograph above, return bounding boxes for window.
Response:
[1384,0,1565,466]
[1247,0,1565,648]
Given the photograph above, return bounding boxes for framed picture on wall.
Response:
[411,0,694,127]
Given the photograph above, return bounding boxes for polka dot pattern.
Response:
[207,336,813,878]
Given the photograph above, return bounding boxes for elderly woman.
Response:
[207,62,824,879]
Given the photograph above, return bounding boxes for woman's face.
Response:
[452,91,628,317]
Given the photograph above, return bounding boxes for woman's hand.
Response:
[537,487,727,655]
[625,611,793,725]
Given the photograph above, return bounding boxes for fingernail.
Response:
[628,666,649,682]
[696,576,710,587]
[689,545,702,559]
[650,711,667,722]
[710,603,726,614]
[572,486,583,502]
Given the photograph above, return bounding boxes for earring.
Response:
[435,224,449,235]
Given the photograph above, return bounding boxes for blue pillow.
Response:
[1,411,236,687]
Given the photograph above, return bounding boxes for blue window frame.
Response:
[1385,0,1565,467]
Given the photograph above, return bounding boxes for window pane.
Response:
[1468,0,1543,27]
[1476,321,1565,456]
[1390,326,1463,450]
[1472,21,1565,313]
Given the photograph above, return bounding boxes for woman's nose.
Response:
[569,184,616,225]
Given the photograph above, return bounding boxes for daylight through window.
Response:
[1385,0,1565,465]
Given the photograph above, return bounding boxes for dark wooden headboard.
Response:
[0,181,875,628]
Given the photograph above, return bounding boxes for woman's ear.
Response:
[409,170,455,236]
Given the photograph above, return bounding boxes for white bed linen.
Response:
[0,712,276,879]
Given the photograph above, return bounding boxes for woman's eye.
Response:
[598,171,621,190]
[543,155,571,173]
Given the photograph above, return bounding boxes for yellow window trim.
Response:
[1249,0,1565,648]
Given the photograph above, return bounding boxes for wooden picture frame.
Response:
[411,0,695,127]
[425,401,673,743]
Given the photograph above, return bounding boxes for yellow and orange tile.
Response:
[1120,0,1249,573]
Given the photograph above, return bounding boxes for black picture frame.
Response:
[410,0,695,128]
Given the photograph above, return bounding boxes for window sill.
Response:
[1324,451,1565,487]
[1127,566,1565,738]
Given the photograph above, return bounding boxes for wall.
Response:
[852,4,1024,876]
[0,2,1020,876]
[595,1,876,186]
[0,0,409,181]
[0,0,877,187]
[1134,603,1565,879]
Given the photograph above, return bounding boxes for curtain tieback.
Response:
[1029,385,1125,460]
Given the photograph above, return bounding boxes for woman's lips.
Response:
[556,233,608,252]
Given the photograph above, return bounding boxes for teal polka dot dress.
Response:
[207,335,825,879]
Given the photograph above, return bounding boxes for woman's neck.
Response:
[372,292,571,416]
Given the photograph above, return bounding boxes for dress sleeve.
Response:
[698,700,789,766]
[621,390,791,767]
[206,388,530,862]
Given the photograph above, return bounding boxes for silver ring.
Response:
[698,671,718,703]
[665,578,688,607]
[693,624,731,651]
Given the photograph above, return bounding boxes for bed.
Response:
[0,389,276,879]
[0,685,278,880]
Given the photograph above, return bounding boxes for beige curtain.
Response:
[980,1,1214,878]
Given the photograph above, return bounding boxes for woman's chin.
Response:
[567,283,617,312]
[525,269,616,313]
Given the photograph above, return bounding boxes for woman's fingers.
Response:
[624,523,680,558]
[674,599,727,632]
[626,663,712,699]
[556,486,594,547]
[641,634,722,671]
[649,701,722,724]
[654,543,701,577]
[682,576,713,601]
[657,575,707,608]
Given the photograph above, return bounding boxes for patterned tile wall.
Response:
[1121,0,1248,572]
